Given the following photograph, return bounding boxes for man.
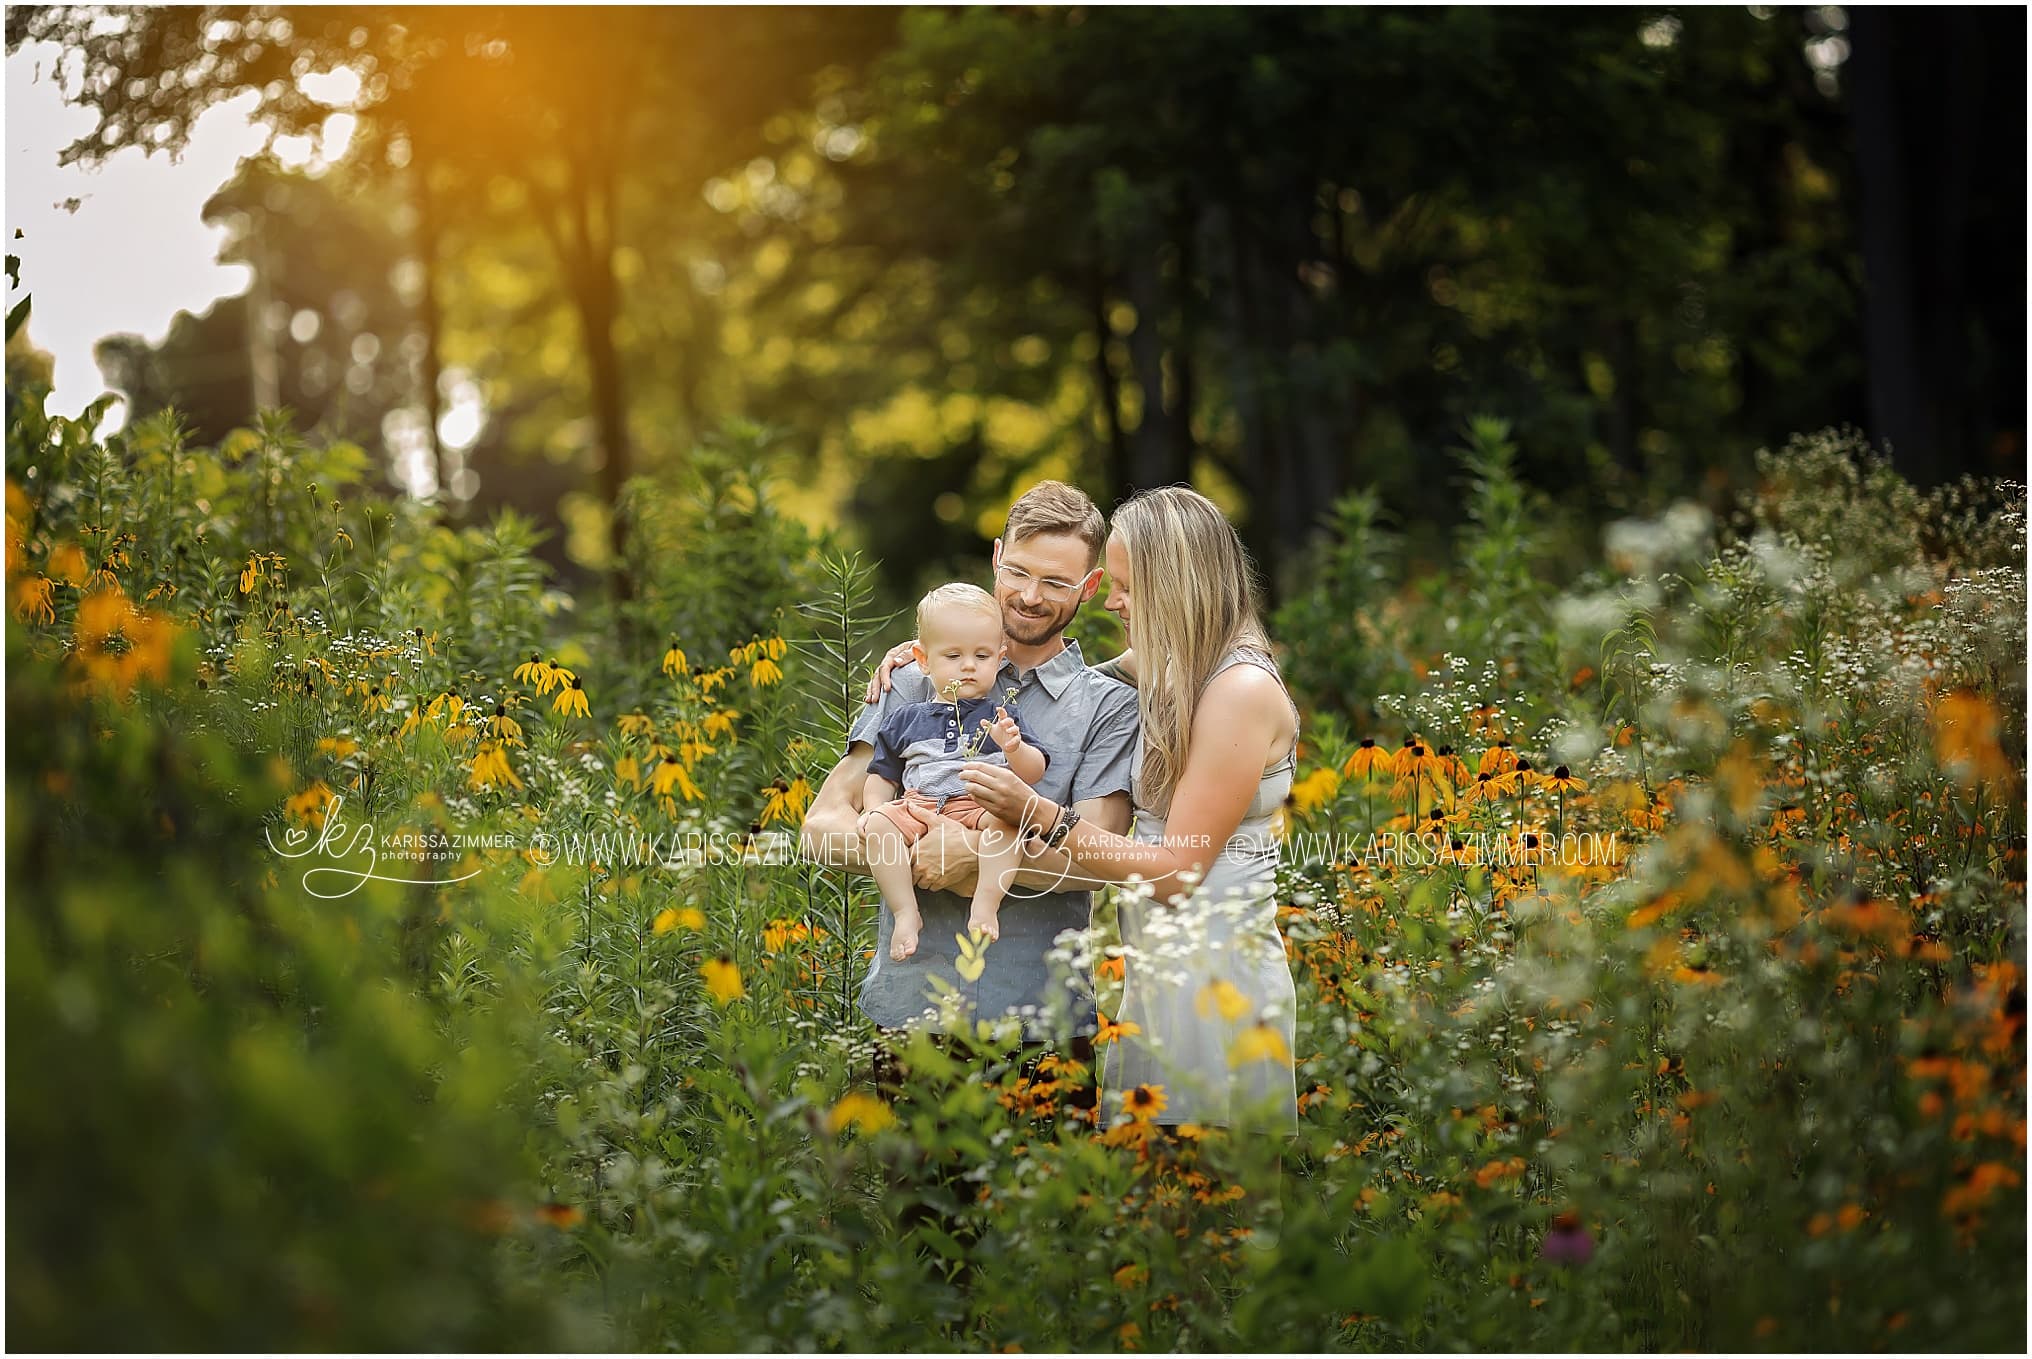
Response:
[800,480,1140,1074]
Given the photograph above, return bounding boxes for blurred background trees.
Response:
[7,4,2023,630]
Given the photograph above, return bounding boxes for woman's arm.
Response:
[958,664,1285,905]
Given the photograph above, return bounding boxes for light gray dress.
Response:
[1104,644,1301,1133]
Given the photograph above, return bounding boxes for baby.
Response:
[858,583,1050,961]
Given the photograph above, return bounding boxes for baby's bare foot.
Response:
[891,912,922,961]
[966,906,1000,942]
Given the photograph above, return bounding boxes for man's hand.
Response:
[909,817,980,894]
[863,640,919,704]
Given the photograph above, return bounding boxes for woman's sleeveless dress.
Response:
[1103,645,1301,1134]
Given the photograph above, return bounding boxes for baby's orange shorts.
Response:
[868,788,992,843]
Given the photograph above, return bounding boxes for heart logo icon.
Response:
[285,826,308,847]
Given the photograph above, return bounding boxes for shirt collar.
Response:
[1010,637,1085,700]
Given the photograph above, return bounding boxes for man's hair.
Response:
[916,581,1001,639]
[1004,480,1106,571]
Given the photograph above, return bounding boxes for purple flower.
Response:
[1541,1211,1595,1266]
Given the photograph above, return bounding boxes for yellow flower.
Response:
[652,905,706,934]
[1123,1083,1168,1122]
[69,589,178,700]
[238,554,261,594]
[47,542,87,586]
[1194,979,1253,1023]
[651,756,703,802]
[316,736,359,760]
[1113,1263,1149,1289]
[701,955,745,1004]
[697,666,732,696]
[618,711,656,738]
[661,638,688,678]
[764,635,787,660]
[1932,688,2012,787]
[1095,1011,1141,1045]
[362,683,391,715]
[703,709,739,741]
[286,781,335,827]
[759,776,813,828]
[749,656,784,687]
[825,1091,896,1135]
[12,574,55,624]
[489,704,525,744]
[467,738,524,791]
[1341,738,1390,781]
[1227,1024,1292,1068]
[552,676,590,718]
[615,755,642,791]
[513,653,547,687]
[1289,766,1339,816]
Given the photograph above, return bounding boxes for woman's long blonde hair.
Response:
[1113,485,1276,813]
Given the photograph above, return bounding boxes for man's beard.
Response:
[1003,598,1070,645]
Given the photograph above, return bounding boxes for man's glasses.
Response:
[995,562,1090,603]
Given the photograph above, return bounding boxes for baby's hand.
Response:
[988,706,1023,753]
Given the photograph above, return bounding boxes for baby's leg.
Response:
[858,808,924,960]
[966,812,1025,942]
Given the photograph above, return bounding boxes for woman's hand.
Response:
[958,761,1057,834]
[863,639,920,704]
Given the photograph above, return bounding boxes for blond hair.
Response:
[1005,480,1106,571]
[1111,486,1277,813]
[915,581,1000,639]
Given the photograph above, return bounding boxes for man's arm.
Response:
[800,744,875,870]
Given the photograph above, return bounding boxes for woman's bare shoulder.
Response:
[1199,660,1293,724]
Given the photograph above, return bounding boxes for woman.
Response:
[959,485,1301,1137]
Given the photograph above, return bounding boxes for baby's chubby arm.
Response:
[986,706,1047,785]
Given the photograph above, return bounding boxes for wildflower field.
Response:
[7,342,2026,1351]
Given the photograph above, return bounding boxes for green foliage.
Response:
[6,346,2024,1351]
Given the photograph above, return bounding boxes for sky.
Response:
[6,40,271,431]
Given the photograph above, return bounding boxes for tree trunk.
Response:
[411,137,450,513]
[1089,277,1130,505]
[1848,7,2017,485]
[1122,248,1185,490]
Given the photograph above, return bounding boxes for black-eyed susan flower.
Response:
[1123,1084,1168,1122]
[749,653,783,687]
[12,574,55,624]
[759,776,813,828]
[286,780,336,826]
[238,553,262,594]
[1478,740,1518,776]
[362,683,391,715]
[467,738,523,791]
[1289,766,1339,816]
[661,637,688,679]
[703,708,739,741]
[652,905,706,934]
[614,755,642,791]
[489,703,524,744]
[651,756,703,802]
[825,1091,895,1135]
[552,675,590,718]
[1341,735,1389,780]
[1194,979,1252,1023]
[513,652,546,686]
[1227,1024,1292,1068]
[618,711,656,738]
[1095,1010,1142,1045]
[701,955,745,1004]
